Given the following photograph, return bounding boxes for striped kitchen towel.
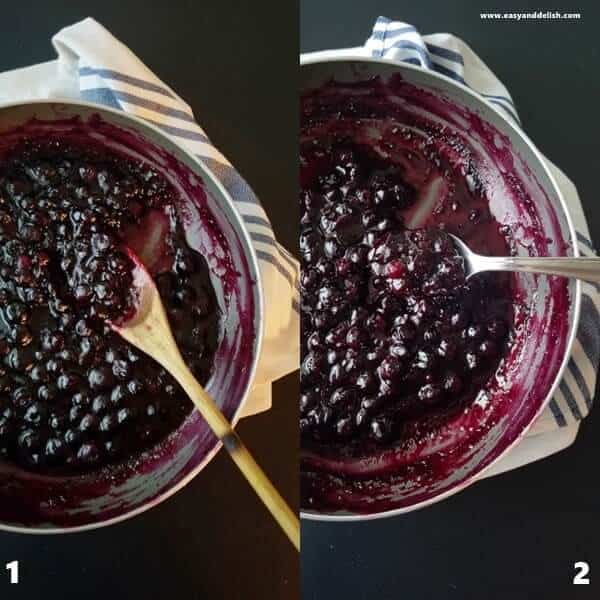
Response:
[362,17,599,433]
[0,17,299,417]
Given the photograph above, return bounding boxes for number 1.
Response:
[5,561,18,584]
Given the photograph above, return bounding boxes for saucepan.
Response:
[0,100,264,532]
[300,56,580,520]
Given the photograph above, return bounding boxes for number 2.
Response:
[5,560,18,584]
[574,561,590,585]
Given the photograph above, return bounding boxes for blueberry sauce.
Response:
[300,142,514,449]
[0,138,219,474]
[300,74,573,514]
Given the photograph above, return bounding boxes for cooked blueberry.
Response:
[45,437,66,460]
[5,302,28,324]
[110,384,128,405]
[127,378,144,395]
[112,359,130,380]
[18,428,41,450]
[79,413,98,433]
[329,387,355,407]
[64,428,83,446]
[24,402,46,425]
[88,366,114,391]
[92,394,109,414]
[418,384,442,405]
[443,372,463,394]
[37,384,57,402]
[57,373,80,391]
[117,407,133,424]
[334,215,363,246]
[300,392,317,413]
[104,438,121,456]
[99,412,118,433]
[48,412,67,431]
[71,392,90,407]
[12,386,33,408]
[369,417,392,441]
[76,442,100,465]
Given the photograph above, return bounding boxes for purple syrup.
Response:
[300,74,571,513]
[0,137,220,474]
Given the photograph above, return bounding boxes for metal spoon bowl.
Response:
[448,233,600,283]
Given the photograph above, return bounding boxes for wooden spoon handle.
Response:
[169,359,300,551]
[224,430,300,551]
[112,267,299,549]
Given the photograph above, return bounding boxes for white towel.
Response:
[0,17,299,418]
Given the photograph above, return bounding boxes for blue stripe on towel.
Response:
[243,214,273,229]
[81,88,121,110]
[567,357,593,410]
[425,42,465,65]
[482,98,521,125]
[482,93,518,110]
[577,296,600,368]
[79,67,177,99]
[85,88,196,123]
[386,41,432,68]
[577,231,595,251]
[278,246,299,271]
[559,380,583,420]
[141,118,209,142]
[256,250,295,285]
[548,398,568,427]
[250,232,278,248]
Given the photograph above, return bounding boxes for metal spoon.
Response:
[448,233,600,283]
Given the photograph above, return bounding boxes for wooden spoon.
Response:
[109,252,300,550]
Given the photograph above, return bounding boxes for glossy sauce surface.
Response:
[0,139,219,474]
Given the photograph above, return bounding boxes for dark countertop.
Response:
[301,2,600,599]
[0,2,298,599]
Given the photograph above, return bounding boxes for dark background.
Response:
[301,1,600,599]
[0,1,299,599]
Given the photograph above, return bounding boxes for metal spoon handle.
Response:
[479,256,600,283]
